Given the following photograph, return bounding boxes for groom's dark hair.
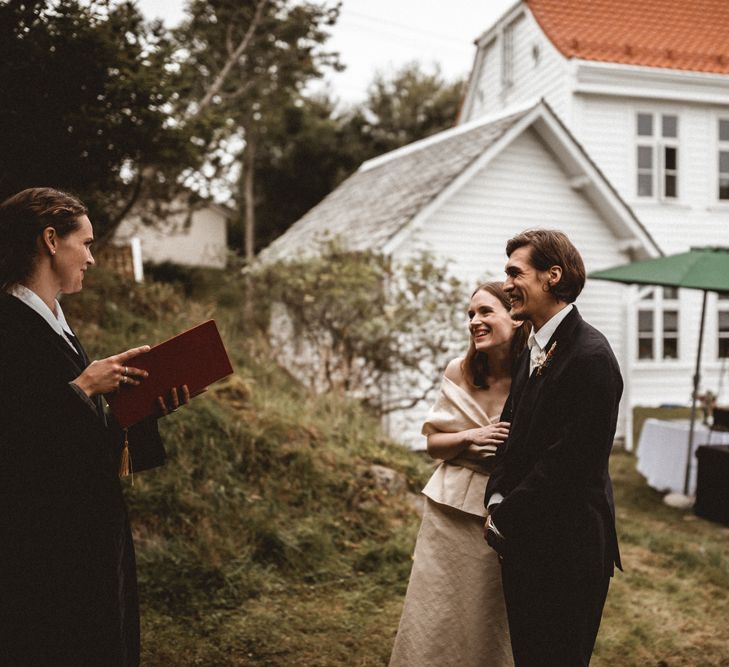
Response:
[506,229,585,303]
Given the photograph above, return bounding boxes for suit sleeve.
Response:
[489,350,622,538]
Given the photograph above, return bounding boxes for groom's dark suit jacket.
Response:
[485,306,622,578]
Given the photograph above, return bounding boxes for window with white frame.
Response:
[636,113,679,200]
[718,292,729,357]
[637,287,679,360]
[718,119,729,200]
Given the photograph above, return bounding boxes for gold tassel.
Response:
[119,428,133,485]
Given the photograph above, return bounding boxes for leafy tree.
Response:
[248,94,360,252]
[347,62,465,159]
[0,0,190,241]
[172,0,341,261]
[257,244,466,414]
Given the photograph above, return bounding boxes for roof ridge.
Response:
[359,97,541,173]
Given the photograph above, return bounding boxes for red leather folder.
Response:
[107,320,234,428]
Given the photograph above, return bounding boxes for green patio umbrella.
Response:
[590,247,729,496]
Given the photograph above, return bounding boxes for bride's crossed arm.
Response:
[427,423,510,462]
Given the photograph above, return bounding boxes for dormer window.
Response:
[636,112,679,200]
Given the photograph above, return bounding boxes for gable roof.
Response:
[258,104,532,263]
[527,0,729,75]
[259,100,661,264]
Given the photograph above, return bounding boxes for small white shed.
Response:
[115,201,231,270]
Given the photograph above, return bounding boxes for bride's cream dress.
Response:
[389,376,513,667]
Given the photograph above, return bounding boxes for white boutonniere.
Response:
[534,341,557,377]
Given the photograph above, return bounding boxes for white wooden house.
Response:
[460,0,729,441]
[260,100,660,448]
[261,0,729,449]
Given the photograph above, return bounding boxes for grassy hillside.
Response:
[65,269,431,665]
[64,270,729,665]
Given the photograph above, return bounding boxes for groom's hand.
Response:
[484,512,507,559]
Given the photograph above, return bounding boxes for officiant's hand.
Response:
[461,422,510,460]
[74,345,151,397]
[157,384,191,416]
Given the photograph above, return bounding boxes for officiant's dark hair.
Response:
[506,229,585,303]
[462,282,529,390]
[0,187,87,291]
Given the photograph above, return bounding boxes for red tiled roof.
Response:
[527,0,729,75]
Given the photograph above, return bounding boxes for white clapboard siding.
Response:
[571,96,633,196]
[464,9,570,125]
[389,128,632,448]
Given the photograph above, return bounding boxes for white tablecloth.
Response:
[636,418,729,495]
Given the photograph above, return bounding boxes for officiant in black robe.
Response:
[0,188,184,666]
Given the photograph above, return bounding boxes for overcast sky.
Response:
[137,0,517,103]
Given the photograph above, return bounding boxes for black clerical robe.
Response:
[0,294,165,666]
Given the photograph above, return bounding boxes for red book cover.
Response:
[107,320,234,428]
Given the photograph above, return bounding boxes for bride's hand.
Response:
[461,422,510,460]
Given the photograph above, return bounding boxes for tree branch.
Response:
[97,171,145,247]
[192,0,269,117]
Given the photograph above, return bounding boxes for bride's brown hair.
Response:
[461,282,530,390]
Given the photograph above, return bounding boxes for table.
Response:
[636,418,729,495]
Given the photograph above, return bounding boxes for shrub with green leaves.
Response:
[256,245,466,414]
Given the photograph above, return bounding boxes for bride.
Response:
[389,282,528,667]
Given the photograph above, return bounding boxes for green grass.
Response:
[596,452,729,666]
[63,271,729,665]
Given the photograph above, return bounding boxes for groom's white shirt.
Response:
[486,303,574,535]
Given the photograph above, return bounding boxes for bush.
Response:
[255,244,466,414]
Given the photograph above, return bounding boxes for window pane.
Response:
[663,338,678,359]
[662,115,678,138]
[665,173,677,198]
[718,292,729,300]
[663,310,678,332]
[720,338,729,358]
[641,288,656,301]
[638,174,653,197]
[719,151,729,173]
[639,310,654,332]
[720,177,729,200]
[639,337,654,359]
[720,119,729,142]
[664,174,678,197]
[638,145,653,169]
[664,146,677,170]
[719,311,729,330]
[637,113,653,136]
[663,287,678,299]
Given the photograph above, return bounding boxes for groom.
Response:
[484,230,622,666]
